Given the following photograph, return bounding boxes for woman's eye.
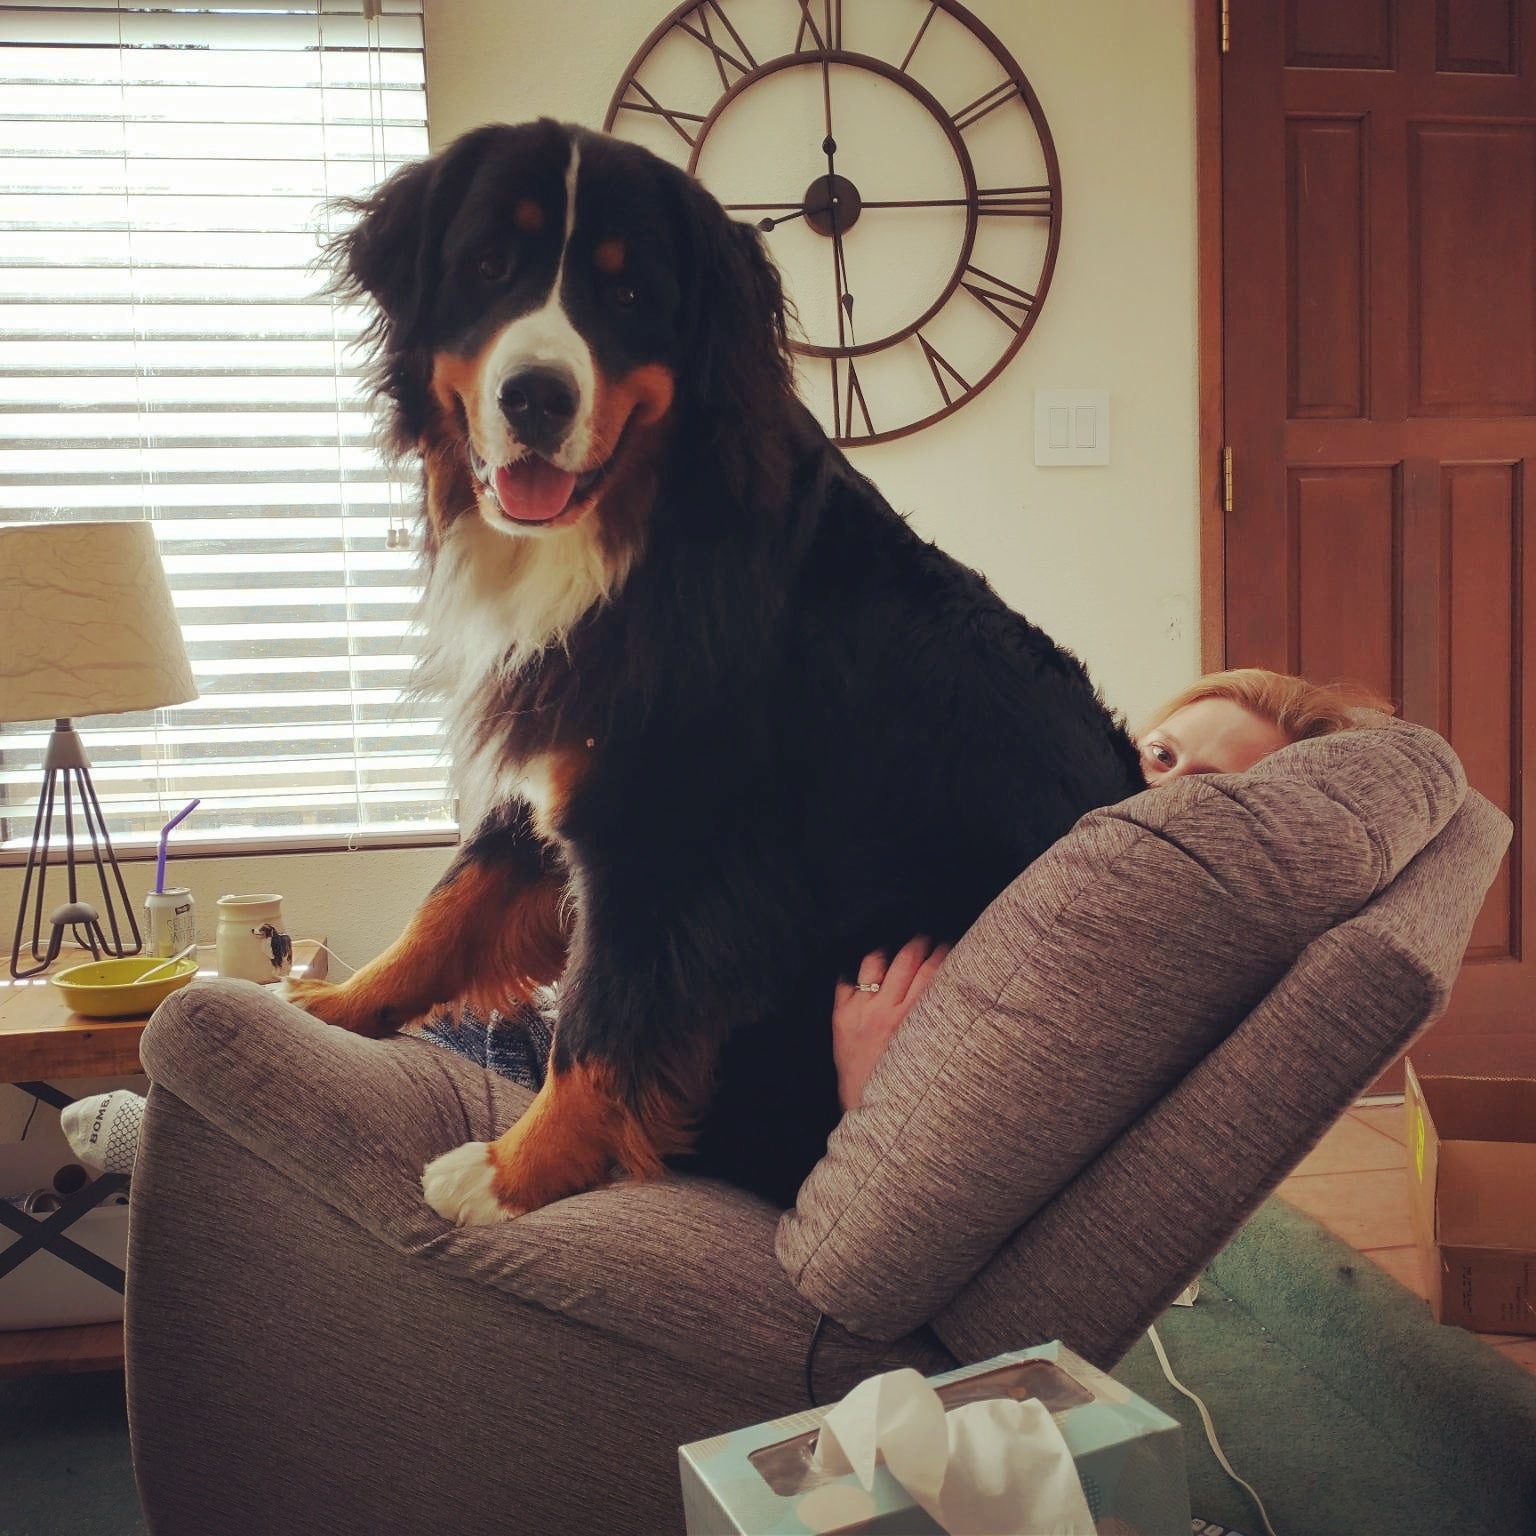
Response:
[477,254,511,282]
[612,283,637,308]
[1144,742,1174,768]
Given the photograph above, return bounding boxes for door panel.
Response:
[1288,117,1368,419]
[1222,0,1536,1081]
[1410,125,1536,415]
[1292,465,1400,697]
[1287,0,1396,70]
[1436,0,1521,73]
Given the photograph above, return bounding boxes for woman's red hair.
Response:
[1140,668,1395,743]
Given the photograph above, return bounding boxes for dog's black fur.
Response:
[323,121,1144,1208]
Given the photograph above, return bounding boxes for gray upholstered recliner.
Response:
[125,718,1507,1536]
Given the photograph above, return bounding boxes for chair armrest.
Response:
[141,980,927,1392]
[142,978,526,1252]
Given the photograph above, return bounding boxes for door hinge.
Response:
[1220,0,1231,53]
[1222,446,1234,512]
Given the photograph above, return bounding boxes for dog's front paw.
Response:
[422,1141,522,1226]
[273,976,315,1009]
[274,977,401,1038]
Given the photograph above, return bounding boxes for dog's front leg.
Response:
[423,851,789,1225]
[282,804,566,1037]
[422,1020,709,1226]
[422,1047,683,1224]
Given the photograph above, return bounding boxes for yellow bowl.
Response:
[51,955,199,1018]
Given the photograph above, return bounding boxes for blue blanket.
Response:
[416,992,556,1091]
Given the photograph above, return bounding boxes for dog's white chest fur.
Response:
[451,738,565,835]
[418,515,622,833]
[421,514,613,683]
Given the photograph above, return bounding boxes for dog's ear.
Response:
[326,154,438,337]
[322,131,492,445]
[326,129,492,342]
[669,173,795,440]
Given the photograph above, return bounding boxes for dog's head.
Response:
[328,119,794,546]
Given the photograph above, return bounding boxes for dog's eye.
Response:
[477,253,512,283]
[612,284,637,308]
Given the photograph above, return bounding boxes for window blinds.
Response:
[0,0,451,855]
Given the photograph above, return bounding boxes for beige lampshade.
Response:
[0,521,198,724]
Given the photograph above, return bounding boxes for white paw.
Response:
[422,1141,519,1226]
[272,978,300,1005]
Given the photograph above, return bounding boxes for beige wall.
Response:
[422,0,1203,724]
[1,1,1200,1120]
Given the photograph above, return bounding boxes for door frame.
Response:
[1196,0,1226,672]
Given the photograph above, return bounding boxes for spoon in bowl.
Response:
[136,944,198,985]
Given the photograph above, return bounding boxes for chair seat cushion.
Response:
[776,717,1467,1340]
[138,982,953,1396]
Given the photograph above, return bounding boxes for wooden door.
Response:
[1221,0,1536,1079]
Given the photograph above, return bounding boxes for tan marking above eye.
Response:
[514,199,545,232]
[594,238,626,276]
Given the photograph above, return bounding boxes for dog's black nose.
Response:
[499,366,579,451]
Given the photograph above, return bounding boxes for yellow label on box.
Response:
[1412,1102,1426,1183]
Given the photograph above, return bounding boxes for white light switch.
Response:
[1034,390,1110,466]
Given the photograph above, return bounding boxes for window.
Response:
[0,0,450,857]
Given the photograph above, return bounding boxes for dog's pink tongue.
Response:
[495,459,576,523]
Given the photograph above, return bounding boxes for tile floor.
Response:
[1278,1098,1536,1378]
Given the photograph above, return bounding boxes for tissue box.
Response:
[679,1341,1190,1535]
[1405,1058,1536,1334]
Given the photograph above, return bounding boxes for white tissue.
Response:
[812,1366,1096,1536]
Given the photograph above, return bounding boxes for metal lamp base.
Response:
[9,720,142,980]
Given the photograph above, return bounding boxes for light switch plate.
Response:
[1033,389,1110,466]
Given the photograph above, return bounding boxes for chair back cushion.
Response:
[776,718,1470,1341]
[932,790,1510,1368]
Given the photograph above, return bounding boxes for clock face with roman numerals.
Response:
[605,0,1061,447]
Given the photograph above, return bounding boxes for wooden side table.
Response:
[0,944,325,1376]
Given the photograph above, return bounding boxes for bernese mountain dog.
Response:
[283,118,1144,1220]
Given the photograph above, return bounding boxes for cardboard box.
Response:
[679,1340,1190,1535]
[1405,1058,1536,1335]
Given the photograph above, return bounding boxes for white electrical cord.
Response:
[1146,1322,1279,1536]
[293,939,358,976]
[182,939,358,977]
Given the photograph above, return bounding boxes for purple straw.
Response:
[155,798,200,894]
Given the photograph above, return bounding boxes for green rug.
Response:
[0,1367,143,1536]
[1116,1197,1536,1536]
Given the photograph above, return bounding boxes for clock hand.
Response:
[828,186,856,349]
[821,42,834,157]
[819,37,841,197]
[755,207,807,232]
[818,53,855,346]
[755,178,841,232]
[811,21,857,352]
[833,231,855,346]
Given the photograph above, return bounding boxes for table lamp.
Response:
[0,521,198,979]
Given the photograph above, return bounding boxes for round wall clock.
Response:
[605,0,1061,447]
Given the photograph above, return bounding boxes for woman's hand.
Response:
[832,935,951,1112]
